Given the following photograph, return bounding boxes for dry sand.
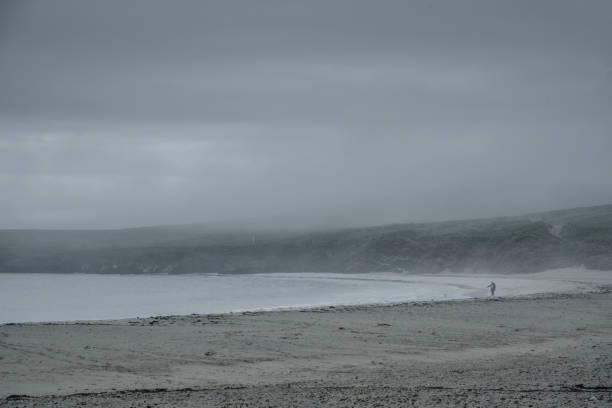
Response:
[1,285,611,406]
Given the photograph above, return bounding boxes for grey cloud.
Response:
[0,0,611,229]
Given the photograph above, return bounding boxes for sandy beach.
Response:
[1,280,612,407]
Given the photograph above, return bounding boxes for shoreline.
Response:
[2,268,608,325]
[2,285,608,327]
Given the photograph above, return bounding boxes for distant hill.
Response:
[1,205,611,274]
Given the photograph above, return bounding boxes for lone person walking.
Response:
[487,281,496,296]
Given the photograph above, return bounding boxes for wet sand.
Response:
[1,288,611,407]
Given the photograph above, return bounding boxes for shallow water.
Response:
[0,270,599,323]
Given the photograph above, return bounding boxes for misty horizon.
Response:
[1,201,612,232]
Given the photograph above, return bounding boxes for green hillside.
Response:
[1,205,611,274]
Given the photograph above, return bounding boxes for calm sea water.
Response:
[0,271,587,323]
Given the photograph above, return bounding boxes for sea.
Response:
[0,270,600,323]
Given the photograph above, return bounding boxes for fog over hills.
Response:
[1,204,610,275]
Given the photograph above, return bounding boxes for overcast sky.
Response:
[1,0,611,229]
